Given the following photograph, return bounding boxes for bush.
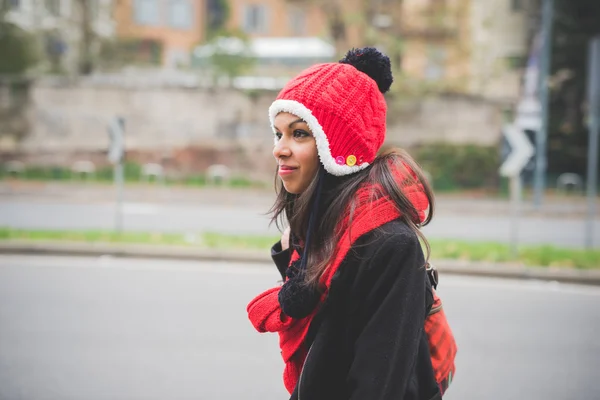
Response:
[96,166,113,181]
[412,143,500,191]
[0,162,268,188]
[23,166,51,180]
[229,176,253,188]
[123,162,142,181]
[185,175,207,186]
[0,21,38,74]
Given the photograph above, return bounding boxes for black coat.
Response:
[271,219,442,400]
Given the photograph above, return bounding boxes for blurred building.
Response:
[468,0,530,101]
[2,0,529,101]
[4,0,116,73]
[373,0,530,101]
[113,0,205,68]
[225,0,325,38]
[104,0,530,102]
[209,0,529,100]
[191,0,339,81]
[7,0,536,175]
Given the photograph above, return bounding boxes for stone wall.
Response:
[386,93,504,147]
[1,79,505,180]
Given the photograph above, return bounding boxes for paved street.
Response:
[1,255,598,400]
[1,198,599,248]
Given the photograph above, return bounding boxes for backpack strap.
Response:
[426,262,438,290]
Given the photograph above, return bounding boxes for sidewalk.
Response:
[1,180,597,218]
[1,240,599,286]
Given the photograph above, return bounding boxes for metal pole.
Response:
[509,175,523,258]
[586,36,600,249]
[533,0,554,208]
[115,161,124,234]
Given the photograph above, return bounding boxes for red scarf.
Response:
[246,166,429,394]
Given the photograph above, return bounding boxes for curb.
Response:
[1,241,599,286]
[0,241,271,264]
[428,259,600,286]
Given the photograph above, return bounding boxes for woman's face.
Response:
[273,112,320,194]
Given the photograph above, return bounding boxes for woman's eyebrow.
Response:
[288,119,305,128]
[274,118,306,131]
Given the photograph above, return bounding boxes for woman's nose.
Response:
[273,137,291,159]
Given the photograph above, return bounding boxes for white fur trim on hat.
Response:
[269,99,369,177]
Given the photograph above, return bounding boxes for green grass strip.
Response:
[0,227,279,251]
[428,239,599,269]
[0,227,598,269]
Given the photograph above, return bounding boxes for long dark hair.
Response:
[270,148,434,287]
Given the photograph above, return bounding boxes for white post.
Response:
[115,161,123,234]
[509,175,522,258]
[107,116,125,234]
[500,124,534,257]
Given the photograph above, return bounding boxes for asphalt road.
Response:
[0,255,598,400]
[1,199,599,248]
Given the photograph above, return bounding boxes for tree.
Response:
[543,0,600,177]
[194,31,255,87]
[73,0,96,75]
[0,0,39,143]
[0,2,39,75]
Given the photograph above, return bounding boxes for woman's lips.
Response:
[278,166,297,176]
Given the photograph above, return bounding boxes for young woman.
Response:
[247,47,453,400]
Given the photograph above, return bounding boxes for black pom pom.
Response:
[339,47,393,93]
[278,261,321,319]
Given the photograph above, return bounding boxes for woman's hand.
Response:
[281,226,291,251]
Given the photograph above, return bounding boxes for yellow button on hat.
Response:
[346,155,357,166]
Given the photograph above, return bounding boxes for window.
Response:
[134,0,160,26]
[206,0,227,32]
[243,4,268,34]
[288,6,306,36]
[168,0,193,29]
[45,0,61,16]
[425,46,446,81]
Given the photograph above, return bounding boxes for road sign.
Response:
[107,117,125,164]
[500,124,535,177]
[514,96,542,132]
[514,32,542,133]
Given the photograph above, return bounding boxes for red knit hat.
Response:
[269,48,393,176]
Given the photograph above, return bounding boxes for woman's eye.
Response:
[293,130,309,138]
[274,132,282,140]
